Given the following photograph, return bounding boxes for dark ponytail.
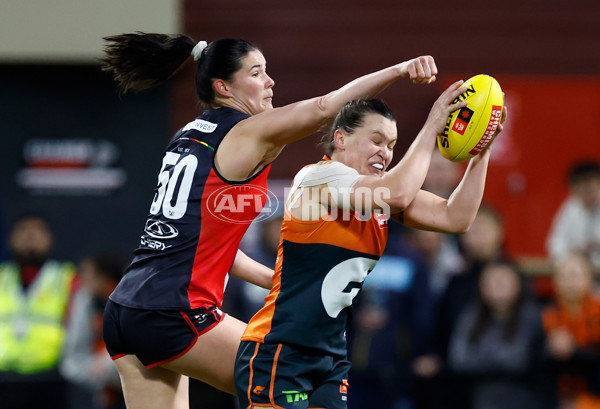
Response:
[101,33,259,106]
[100,32,196,93]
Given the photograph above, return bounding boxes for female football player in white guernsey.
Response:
[235,94,506,409]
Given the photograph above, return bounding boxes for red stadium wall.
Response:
[481,77,600,258]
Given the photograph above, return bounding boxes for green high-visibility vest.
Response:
[0,261,75,374]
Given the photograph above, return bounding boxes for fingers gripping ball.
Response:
[437,74,504,162]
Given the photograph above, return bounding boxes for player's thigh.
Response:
[114,354,189,409]
[162,313,246,395]
[308,356,351,409]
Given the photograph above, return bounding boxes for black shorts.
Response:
[235,341,351,409]
[103,299,225,368]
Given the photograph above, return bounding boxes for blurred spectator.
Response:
[543,252,600,409]
[547,160,600,269]
[405,228,465,304]
[437,204,510,354]
[60,251,126,409]
[427,204,511,409]
[447,261,552,409]
[411,150,465,303]
[347,224,436,409]
[403,227,464,409]
[0,214,77,409]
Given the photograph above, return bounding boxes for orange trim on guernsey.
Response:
[269,344,284,409]
[241,246,284,343]
[247,342,261,408]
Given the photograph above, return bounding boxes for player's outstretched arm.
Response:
[262,56,438,146]
[219,57,439,180]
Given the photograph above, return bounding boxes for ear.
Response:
[213,79,232,97]
[333,129,346,152]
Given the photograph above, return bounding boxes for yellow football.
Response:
[437,74,504,162]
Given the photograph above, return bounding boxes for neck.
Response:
[330,151,343,162]
[215,99,252,116]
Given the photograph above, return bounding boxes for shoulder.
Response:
[556,197,587,218]
[176,108,250,138]
[454,303,479,330]
[0,261,16,271]
[588,295,600,311]
[540,303,561,328]
[295,160,360,187]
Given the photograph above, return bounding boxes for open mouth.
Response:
[372,163,384,170]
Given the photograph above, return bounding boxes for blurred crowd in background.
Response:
[1,152,599,409]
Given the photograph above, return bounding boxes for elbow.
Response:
[450,217,475,235]
[388,192,414,212]
[315,94,337,124]
[453,223,471,235]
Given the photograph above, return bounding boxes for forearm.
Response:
[402,149,491,233]
[378,124,438,210]
[320,65,405,117]
[229,249,274,290]
[444,148,491,231]
[321,56,437,116]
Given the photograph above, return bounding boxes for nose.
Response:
[265,74,275,89]
[382,148,393,168]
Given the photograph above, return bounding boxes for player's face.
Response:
[227,50,275,115]
[342,114,397,177]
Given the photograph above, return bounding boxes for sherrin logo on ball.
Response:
[437,74,504,162]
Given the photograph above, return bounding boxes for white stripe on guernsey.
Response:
[286,161,361,212]
[287,166,313,211]
[301,161,360,187]
[182,119,218,133]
